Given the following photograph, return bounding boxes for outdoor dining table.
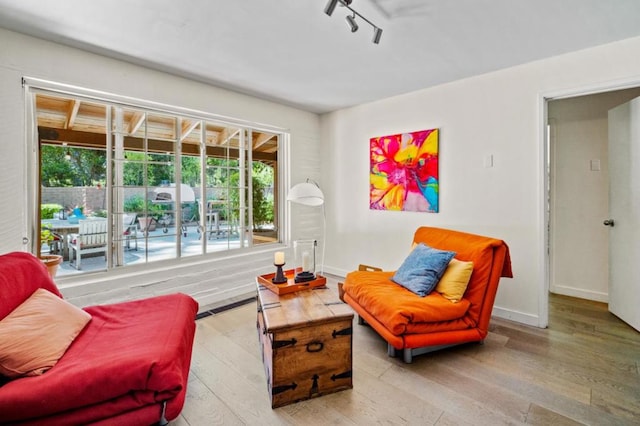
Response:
[206,200,225,239]
[41,219,80,260]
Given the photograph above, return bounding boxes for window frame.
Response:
[25,77,289,278]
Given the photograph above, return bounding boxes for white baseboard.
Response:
[195,284,255,312]
[492,306,542,327]
[550,284,608,303]
[322,265,349,278]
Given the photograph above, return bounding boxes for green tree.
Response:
[123,152,146,186]
[229,161,274,230]
[41,145,106,187]
[181,155,201,187]
[71,148,106,185]
[41,145,74,186]
[123,152,175,186]
[252,161,274,226]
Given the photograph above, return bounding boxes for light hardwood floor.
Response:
[173,277,640,425]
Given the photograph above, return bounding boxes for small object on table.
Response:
[272,251,287,284]
[258,270,327,295]
[294,240,317,283]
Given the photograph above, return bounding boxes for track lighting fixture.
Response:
[372,27,383,44]
[324,0,382,44]
[346,13,358,32]
[324,0,339,16]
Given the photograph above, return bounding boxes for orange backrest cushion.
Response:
[413,227,512,325]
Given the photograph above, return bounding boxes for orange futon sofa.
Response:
[340,227,512,363]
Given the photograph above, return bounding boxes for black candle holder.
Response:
[272,263,287,284]
[294,271,316,283]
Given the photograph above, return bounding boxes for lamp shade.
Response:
[287,182,325,207]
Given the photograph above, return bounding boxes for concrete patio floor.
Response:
[52,224,245,277]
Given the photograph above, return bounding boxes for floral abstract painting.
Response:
[370,128,439,212]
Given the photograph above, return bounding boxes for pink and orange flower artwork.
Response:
[370,128,439,213]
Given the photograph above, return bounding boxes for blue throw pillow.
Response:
[391,243,456,297]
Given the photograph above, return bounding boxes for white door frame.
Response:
[539,77,640,328]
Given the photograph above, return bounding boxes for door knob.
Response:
[603,219,615,227]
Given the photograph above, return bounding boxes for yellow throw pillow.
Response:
[0,288,91,378]
[435,258,474,303]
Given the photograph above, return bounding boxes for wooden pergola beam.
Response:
[180,119,201,142]
[253,132,274,150]
[218,128,240,146]
[128,112,145,135]
[65,100,81,129]
[38,126,277,162]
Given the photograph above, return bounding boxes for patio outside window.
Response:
[31,89,284,277]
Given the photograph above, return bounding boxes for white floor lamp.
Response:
[287,179,326,276]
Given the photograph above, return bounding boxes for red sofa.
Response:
[0,252,198,425]
[341,227,512,363]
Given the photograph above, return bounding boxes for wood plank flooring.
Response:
[173,277,640,425]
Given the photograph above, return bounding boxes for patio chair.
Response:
[46,232,64,255]
[180,202,199,237]
[206,200,221,240]
[69,219,108,270]
[123,213,139,250]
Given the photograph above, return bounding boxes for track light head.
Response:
[324,0,383,45]
[346,14,358,32]
[324,0,338,16]
[372,27,383,44]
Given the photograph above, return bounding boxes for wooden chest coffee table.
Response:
[256,278,354,408]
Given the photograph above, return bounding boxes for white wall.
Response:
[5,28,640,326]
[548,89,640,302]
[0,28,322,310]
[320,35,640,327]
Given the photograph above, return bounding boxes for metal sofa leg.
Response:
[403,348,413,363]
[157,401,168,426]
[403,344,462,363]
[387,343,397,358]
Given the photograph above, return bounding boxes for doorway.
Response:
[545,86,640,325]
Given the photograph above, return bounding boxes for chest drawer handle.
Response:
[306,341,324,353]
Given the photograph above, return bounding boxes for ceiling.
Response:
[1,0,640,114]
